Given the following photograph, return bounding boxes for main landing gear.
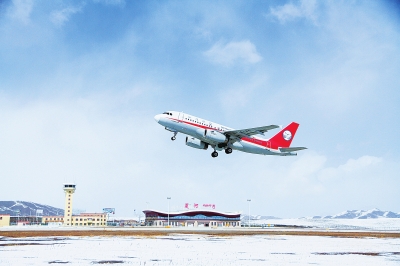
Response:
[171,132,177,141]
[211,147,232,157]
[225,147,232,154]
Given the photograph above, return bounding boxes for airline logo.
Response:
[283,130,292,141]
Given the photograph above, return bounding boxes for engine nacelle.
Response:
[204,129,227,144]
[185,137,208,150]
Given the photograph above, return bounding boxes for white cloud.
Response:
[318,155,383,180]
[219,73,268,112]
[288,152,326,181]
[93,0,125,6]
[0,93,159,212]
[260,1,400,120]
[339,156,383,173]
[269,0,317,24]
[8,0,34,25]
[204,40,262,66]
[267,153,383,193]
[50,5,83,27]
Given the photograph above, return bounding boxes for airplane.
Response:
[154,111,307,158]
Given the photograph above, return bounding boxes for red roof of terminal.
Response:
[143,210,240,218]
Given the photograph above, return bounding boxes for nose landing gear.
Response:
[171,132,177,141]
[211,151,218,158]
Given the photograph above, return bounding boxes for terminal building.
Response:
[143,210,241,227]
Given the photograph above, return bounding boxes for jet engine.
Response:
[185,137,208,150]
[204,129,227,144]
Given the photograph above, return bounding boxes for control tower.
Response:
[63,183,76,226]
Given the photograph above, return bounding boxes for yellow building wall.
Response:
[42,216,64,224]
[43,214,107,226]
[70,214,107,226]
[0,215,11,227]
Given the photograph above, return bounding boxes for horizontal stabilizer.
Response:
[279,147,307,153]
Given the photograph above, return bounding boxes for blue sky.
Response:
[1,0,399,217]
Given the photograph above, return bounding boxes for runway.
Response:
[1,228,400,265]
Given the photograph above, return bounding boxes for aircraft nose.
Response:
[154,114,161,123]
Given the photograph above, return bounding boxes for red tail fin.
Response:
[268,122,299,149]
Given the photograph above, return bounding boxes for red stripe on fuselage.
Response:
[241,137,268,148]
[168,117,270,149]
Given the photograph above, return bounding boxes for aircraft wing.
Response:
[279,147,308,153]
[224,125,280,140]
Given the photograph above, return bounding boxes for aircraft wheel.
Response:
[211,151,218,158]
[171,136,176,141]
[225,148,232,154]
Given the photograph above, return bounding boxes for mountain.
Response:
[0,201,64,216]
[241,214,281,221]
[242,209,400,221]
[309,209,400,219]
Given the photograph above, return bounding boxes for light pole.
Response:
[167,197,171,226]
[247,199,251,228]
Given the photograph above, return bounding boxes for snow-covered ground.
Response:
[0,234,399,265]
[250,218,400,231]
[1,219,399,265]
